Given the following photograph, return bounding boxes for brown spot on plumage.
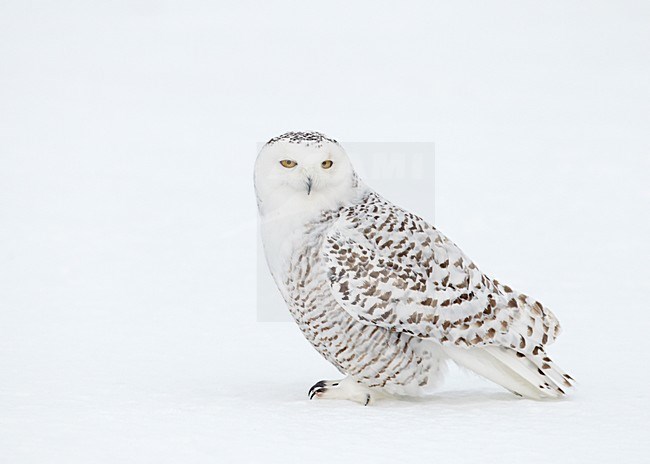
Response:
[378,291,392,301]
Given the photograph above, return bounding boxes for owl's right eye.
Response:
[279,159,297,168]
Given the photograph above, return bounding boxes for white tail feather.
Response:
[483,346,564,397]
[444,345,573,399]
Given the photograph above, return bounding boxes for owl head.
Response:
[254,132,361,216]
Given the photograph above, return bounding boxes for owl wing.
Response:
[324,195,560,352]
[322,196,574,397]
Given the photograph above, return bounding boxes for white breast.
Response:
[261,210,315,280]
[259,187,368,281]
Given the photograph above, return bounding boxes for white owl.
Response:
[255,131,574,405]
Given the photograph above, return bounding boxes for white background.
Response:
[1,1,649,463]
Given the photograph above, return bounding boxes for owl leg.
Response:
[308,376,374,405]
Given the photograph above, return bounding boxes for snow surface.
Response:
[1,1,649,463]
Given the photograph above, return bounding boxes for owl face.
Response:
[255,132,358,215]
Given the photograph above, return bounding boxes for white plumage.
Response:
[255,131,574,404]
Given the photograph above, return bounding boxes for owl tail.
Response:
[443,345,575,400]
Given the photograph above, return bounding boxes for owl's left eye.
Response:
[321,160,333,169]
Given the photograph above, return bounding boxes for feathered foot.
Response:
[308,376,374,405]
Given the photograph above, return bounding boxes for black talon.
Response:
[364,394,371,406]
[308,380,328,399]
[314,388,326,398]
[309,381,326,393]
[309,387,326,400]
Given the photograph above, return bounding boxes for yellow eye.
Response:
[321,160,333,169]
[279,159,297,168]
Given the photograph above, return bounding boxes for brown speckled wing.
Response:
[323,192,562,353]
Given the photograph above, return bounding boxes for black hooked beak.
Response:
[306,176,313,195]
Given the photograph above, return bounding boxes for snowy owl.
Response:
[255,131,574,405]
